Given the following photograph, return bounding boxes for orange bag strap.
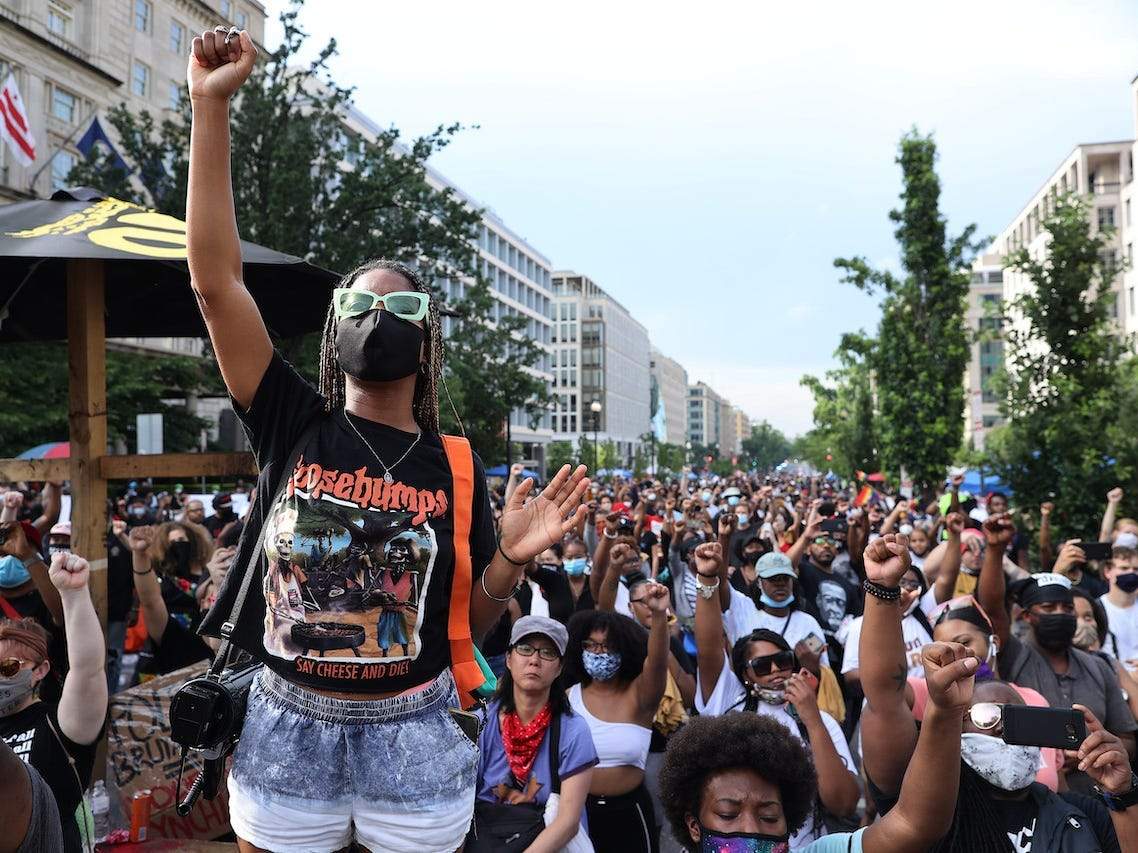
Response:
[440,434,484,706]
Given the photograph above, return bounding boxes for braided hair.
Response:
[929,763,1015,853]
[317,259,444,434]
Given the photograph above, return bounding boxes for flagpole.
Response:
[28,105,99,195]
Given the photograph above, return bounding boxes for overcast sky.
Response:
[262,0,1138,437]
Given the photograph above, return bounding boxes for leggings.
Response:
[586,782,660,853]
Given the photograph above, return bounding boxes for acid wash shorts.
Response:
[228,667,478,853]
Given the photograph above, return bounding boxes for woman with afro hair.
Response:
[658,639,983,852]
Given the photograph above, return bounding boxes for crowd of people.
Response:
[2,23,1137,853]
[4,465,1138,852]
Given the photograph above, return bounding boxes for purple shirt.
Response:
[476,700,598,827]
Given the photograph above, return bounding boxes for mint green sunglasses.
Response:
[332,288,430,323]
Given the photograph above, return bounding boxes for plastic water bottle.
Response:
[90,780,110,841]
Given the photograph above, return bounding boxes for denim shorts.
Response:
[228,667,478,853]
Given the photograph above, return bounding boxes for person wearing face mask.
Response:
[205,492,239,540]
[512,546,575,626]
[692,542,859,848]
[124,494,152,526]
[1098,535,1138,671]
[0,552,107,853]
[563,538,593,609]
[660,642,994,853]
[564,593,670,853]
[190,34,592,852]
[0,522,65,705]
[793,534,862,664]
[977,514,1138,795]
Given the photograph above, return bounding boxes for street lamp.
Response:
[590,400,602,473]
[685,441,692,467]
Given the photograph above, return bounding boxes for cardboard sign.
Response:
[107,662,232,840]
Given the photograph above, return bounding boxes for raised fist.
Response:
[863,533,911,588]
[48,552,89,592]
[188,27,257,102]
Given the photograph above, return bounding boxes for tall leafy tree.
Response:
[986,194,1136,540]
[741,421,792,472]
[833,129,983,495]
[65,0,547,463]
[800,332,879,476]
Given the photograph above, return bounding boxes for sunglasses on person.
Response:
[747,650,797,676]
[930,594,994,629]
[331,289,430,323]
[0,657,34,678]
[512,642,560,661]
[968,702,1003,731]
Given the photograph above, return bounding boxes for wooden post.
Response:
[67,259,108,629]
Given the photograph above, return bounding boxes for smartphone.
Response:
[821,517,848,534]
[1001,705,1086,750]
[801,634,825,656]
[448,708,482,744]
[1081,541,1113,562]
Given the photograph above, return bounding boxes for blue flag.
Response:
[76,116,130,173]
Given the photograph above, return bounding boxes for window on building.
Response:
[1127,199,1132,226]
[134,0,151,32]
[47,2,72,37]
[1098,206,1116,228]
[170,19,186,53]
[1130,286,1135,316]
[220,0,232,18]
[988,270,1003,284]
[132,60,150,97]
[236,10,248,29]
[982,416,1000,428]
[168,80,182,109]
[50,85,76,122]
[51,150,76,190]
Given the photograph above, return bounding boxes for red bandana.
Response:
[500,703,553,784]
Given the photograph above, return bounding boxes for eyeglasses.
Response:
[930,594,994,629]
[332,288,430,323]
[582,640,610,654]
[747,650,797,676]
[0,657,33,678]
[512,643,560,661]
[968,702,1003,731]
[899,577,922,592]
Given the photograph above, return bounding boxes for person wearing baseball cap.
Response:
[470,615,597,850]
[982,513,1138,795]
[46,522,71,558]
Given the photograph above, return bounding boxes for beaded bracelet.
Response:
[863,578,901,602]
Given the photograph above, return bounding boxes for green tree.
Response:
[0,343,212,457]
[741,421,792,472]
[656,442,687,473]
[833,129,984,495]
[986,194,1136,540]
[546,441,578,473]
[800,332,879,477]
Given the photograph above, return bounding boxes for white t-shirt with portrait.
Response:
[840,588,937,679]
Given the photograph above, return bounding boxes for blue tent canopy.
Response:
[958,469,1012,496]
[485,465,540,481]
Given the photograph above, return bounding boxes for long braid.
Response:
[930,763,1014,853]
[317,259,444,434]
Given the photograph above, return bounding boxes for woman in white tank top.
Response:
[564,563,671,853]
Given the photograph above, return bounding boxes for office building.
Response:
[963,254,1006,450]
[687,381,724,449]
[0,0,266,200]
[721,405,750,458]
[649,346,689,446]
[1118,74,1138,349]
[551,271,651,466]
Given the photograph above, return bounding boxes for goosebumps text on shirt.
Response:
[262,457,450,682]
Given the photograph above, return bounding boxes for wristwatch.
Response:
[695,572,720,600]
[1097,772,1138,812]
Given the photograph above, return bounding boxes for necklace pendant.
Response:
[383,472,394,484]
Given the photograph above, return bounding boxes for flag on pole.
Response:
[853,484,874,508]
[0,73,35,166]
[76,116,130,173]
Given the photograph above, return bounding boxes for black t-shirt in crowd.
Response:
[997,794,1039,852]
[138,615,213,678]
[199,352,496,694]
[106,532,133,624]
[1,701,100,853]
[796,558,862,642]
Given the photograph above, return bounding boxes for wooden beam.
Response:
[100,452,258,480]
[0,458,71,482]
[67,259,108,629]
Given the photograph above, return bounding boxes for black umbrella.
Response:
[0,187,338,342]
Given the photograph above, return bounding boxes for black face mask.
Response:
[168,540,193,577]
[1033,612,1077,651]
[1115,573,1138,594]
[335,310,424,382]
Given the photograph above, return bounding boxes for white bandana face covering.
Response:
[960,732,1042,791]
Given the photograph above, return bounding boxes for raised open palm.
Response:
[499,464,590,563]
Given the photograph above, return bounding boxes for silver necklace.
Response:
[344,411,421,484]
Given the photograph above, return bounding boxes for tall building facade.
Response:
[963,254,1006,450]
[721,405,750,458]
[551,271,651,466]
[687,381,724,449]
[649,346,688,446]
[1118,74,1138,349]
[0,0,266,201]
[994,140,1134,351]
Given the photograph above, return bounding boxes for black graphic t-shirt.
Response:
[1,701,100,853]
[199,352,495,693]
[996,795,1039,852]
[797,559,862,646]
